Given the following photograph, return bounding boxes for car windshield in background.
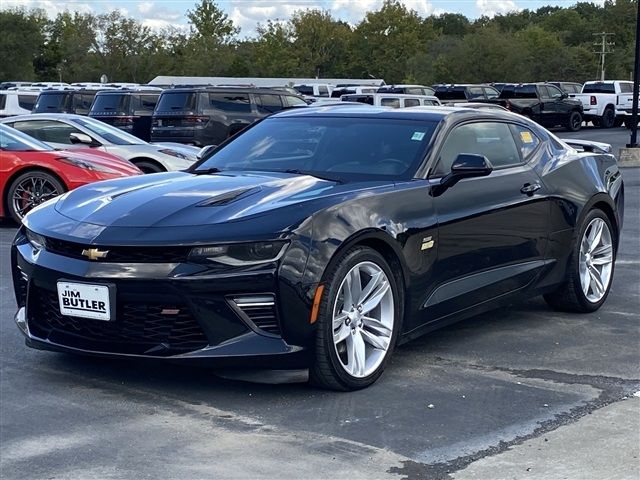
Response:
[582,83,616,94]
[0,125,53,151]
[35,94,66,111]
[195,116,437,181]
[435,89,466,100]
[294,86,314,96]
[92,94,128,112]
[156,92,197,111]
[72,117,142,145]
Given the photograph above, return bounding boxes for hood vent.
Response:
[197,187,260,207]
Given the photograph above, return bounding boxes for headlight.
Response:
[158,148,194,161]
[189,241,288,266]
[26,229,47,250]
[57,156,118,174]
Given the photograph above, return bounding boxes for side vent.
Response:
[229,294,280,336]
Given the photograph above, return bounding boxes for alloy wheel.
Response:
[332,261,394,378]
[11,176,61,220]
[579,217,614,303]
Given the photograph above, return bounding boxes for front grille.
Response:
[13,267,28,307]
[230,294,281,336]
[28,287,208,355]
[45,236,190,263]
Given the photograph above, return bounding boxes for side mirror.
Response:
[433,154,493,196]
[197,144,218,160]
[561,92,569,99]
[69,132,96,146]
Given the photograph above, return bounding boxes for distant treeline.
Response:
[0,0,636,85]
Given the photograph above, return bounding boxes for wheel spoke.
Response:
[348,268,362,308]
[588,267,604,295]
[351,330,366,377]
[360,280,390,314]
[580,266,590,295]
[588,220,604,252]
[343,272,354,308]
[333,312,348,329]
[358,271,382,306]
[362,315,392,336]
[333,324,350,344]
[360,328,389,351]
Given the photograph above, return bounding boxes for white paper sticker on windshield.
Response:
[411,132,426,141]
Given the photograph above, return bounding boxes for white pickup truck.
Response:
[570,81,636,128]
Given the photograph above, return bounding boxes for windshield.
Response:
[34,93,67,112]
[91,93,128,113]
[155,92,197,112]
[72,117,142,145]
[195,116,438,181]
[0,124,54,151]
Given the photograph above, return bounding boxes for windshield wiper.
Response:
[193,167,223,175]
[284,169,343,184]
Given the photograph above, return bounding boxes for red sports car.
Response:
[1,124,141,222]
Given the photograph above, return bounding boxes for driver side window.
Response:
[11,120,82,144]
[434,122,522,176]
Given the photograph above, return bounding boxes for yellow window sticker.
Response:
[520,131,534,144]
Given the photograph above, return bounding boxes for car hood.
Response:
[58,148,142,176]
[52,170,387,228]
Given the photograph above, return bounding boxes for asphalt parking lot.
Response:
[1,127,638,480]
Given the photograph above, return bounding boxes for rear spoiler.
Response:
[564,139,613,155]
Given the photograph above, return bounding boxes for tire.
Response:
[591,118,601,128]
[565,111,583,132]
[6,170,66,223]
[624,117,639,129]
[134,160,165,174]
[598,108,615,129]
[544,209,616,313]
[309,246,402,391]
[613,118,624,128]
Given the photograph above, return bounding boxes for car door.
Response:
[536,85,559,126]
[423,120,550,322]
[546,84,571,123]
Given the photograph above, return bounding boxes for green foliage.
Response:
[0,0,636,84]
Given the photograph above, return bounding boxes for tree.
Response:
[289,10,351,77]
[187,0,238,41]
[0,8,46,80]
[251,21,297,76]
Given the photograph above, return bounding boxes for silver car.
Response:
[0,114,198,173]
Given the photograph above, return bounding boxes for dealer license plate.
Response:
[57,281,111,321]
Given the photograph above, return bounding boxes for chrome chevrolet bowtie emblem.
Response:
[81,248,109,261]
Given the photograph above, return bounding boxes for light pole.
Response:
[628,0,639,148]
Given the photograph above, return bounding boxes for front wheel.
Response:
[309,247,402,391]
[544,209,616,313]
[565,111,583,132]
[6,170,66,223]
[134,160,165,174]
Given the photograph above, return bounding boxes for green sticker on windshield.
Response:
[411,131,425,141]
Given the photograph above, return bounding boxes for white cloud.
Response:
[137,1,153,15]
[476,0,520,17]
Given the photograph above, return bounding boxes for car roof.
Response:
[162,87,299,95]
[95,89,161,95]
[1,113,92,122]
[272,104,518,122]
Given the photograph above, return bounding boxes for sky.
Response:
[1,0,594,37]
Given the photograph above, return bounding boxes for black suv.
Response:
[434,84,501,103]
[150,87,308,146]
[88,89,161,141]
[33,89,103,115]
[485,83,584,131]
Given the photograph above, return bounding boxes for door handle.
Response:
[521,182,541,195]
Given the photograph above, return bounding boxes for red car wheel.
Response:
[7,170,66,223]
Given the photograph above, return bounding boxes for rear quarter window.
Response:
[0,94,7,110]
[511,124,541,159]
[619,83,633,94]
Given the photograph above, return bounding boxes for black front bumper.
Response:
[12,232,310,369]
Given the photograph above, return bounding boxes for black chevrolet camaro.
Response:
[12,106,624,390]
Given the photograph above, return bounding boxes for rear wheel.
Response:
[544,209,615,313]
[6,170,66,223]
[613,118,624,128]
[624,117,639,129]
[309,247,401,391]
[565,111,583,132]
[598,108,615,129]
[134,160,165,174]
